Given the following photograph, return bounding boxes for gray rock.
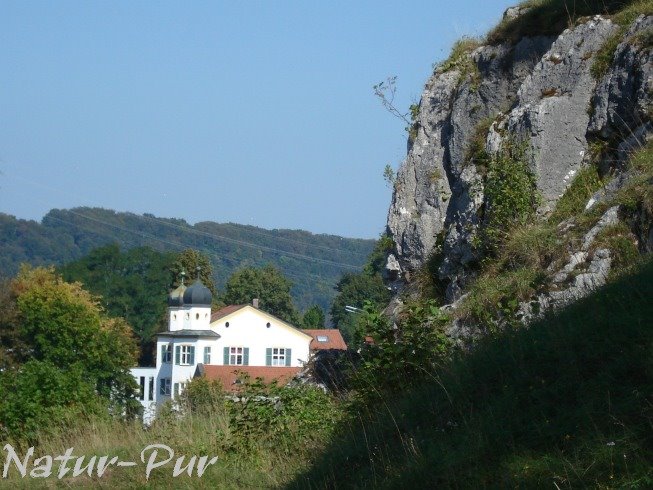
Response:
[384,253,401,281]
[386,35,553,280]
[490,17,618,209]
[553,251,589,283]
[589,15,653,139]
[384,13,652,320]
[582,205,620,250]
[523,248,612,322]
[503,5,531,21]
[386,71,458,273]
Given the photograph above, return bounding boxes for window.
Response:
[139,376,145,400]
[204,346,211,364]
[159,378,171,396]
[230,347,244,365]
[271,348,286,366]
[317,335,329,342]
[161,343,172,363]
[224,346,248,365]
[148,376,154,401]
[266,347,292,367]
[173,381,187,399]
[175,345,195,365]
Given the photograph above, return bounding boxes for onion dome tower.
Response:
[183,267,212,306]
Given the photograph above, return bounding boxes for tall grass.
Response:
[289,258,653,488]
[2,382,340,489]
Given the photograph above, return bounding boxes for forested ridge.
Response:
[0,207,375,313]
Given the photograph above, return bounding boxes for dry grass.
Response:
[487,0,635,46]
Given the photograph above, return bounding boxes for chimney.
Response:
[252,298,259,309]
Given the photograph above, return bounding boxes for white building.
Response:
[131,274,346,424]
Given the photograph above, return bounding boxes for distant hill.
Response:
[0,207,375,313]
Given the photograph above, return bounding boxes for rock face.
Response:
[387,35,554,280]
[489,17,617,207]
[386,12,653,306]
[589,15,653,140]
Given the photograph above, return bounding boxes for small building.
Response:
[130,275,346,423]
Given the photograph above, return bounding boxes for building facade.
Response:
[130,275,345,423]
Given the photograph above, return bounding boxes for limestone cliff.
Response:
[385,6,652,326]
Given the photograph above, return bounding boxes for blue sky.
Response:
[0,1,514,238]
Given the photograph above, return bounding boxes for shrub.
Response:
[592,222,640,270]
[465,116,496,175]
[352,300,451,398]
[481,139,540,252]
[223,377,340,453]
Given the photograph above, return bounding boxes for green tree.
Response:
[59,244,176,365]
[171,249,217,296]
[302,304,326,329]
[352,300,450,397]
[329,272,390,342]
[0,278,25,370]
[329,235,393,341]
[0,266,138,437]
[222,265,299,324]
[0,360,106,442]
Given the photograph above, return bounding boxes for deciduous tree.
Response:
[222,265,299,324]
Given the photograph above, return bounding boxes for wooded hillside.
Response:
[0,207,375,313]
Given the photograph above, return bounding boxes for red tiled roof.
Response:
[200,365,301,390]
[302,329,348,351]
[210,305,246,322]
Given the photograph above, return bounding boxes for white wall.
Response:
[131,305,311,424]
[168,305,211,331]
[131,366,157,424]
[209,306,311,367]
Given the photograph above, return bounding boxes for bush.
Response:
[0,360,107,443]
[481,139,540,252]
[458,267,546,330]
[352,300,451,398]
[181,375,340,455]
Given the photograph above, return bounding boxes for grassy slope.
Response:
[290,258,653,488]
